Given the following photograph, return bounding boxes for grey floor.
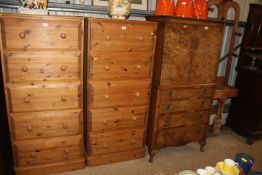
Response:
[54,129,262,175]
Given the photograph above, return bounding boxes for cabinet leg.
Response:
[247,136,254,145]
[199,141,206,152]
[149,150,159,163]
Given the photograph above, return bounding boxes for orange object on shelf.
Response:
[175,0,194,18]
[193,0,208,19]
[155,0,175,16]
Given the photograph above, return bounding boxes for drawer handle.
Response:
[132,116,137,121]
[24,97,30,103]
[63,123,68,129]
[104,95,109,99]
[30,152,36,158]
[138,36,144,41]
[131,138,135,144]
[21,66,28,72]
[135,65,141,70]
[105,36,111,41]
[150,32,155,36]
[60,33,67,39]
[103,119,107,124]
[61,66,67,71]
[61,96,67,102]
[135,92,140,97]
[104,66,110,71]
[27,126,33,132]
[103,143,107,148]
[64,148,70,154]
[19,32,26,39]
[93,57,98,61]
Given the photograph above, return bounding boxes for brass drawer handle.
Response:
[63,123,68,129]
[132,116,137,121]
[136,65,141,70]
[103,143,107,148]
[24,97,30,103]
[60,33,67,39]
[104,66,110,71]
[21,66,28,72]
[61,96,67,102]
[135,92,140,97]
[27,125,33,132]
[61,66,67,71]
[64,148,70,154]
[105,36,111,41]
[131,138,135,144]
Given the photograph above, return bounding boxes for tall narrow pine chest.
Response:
[146,16,224,161]
[0,14,85,174]
[86,18,157,166]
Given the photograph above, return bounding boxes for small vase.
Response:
[155,0,175,16]
[193,0,208,19]
[175,0,194,18]
[108,0,131,19]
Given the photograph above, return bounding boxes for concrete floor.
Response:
[54,129,262,175]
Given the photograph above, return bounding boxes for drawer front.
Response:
[90,106,147,132]
[159,99,212,113]
[5,52,81,83]
[158,110,210,129]
[90,52,152,80]
[12,109,82,140]
[1,18,81,50]
[160,87,214,100]
[15,135,83,167]
[8,83,81,112]
[90,21,155,52]
[90,129,144,155]
[156,125,208,146]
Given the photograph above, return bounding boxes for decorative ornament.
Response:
[108,0,131,19]
[155,0,175,16]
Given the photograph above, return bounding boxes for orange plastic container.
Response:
[175,0,194,18]
[155,0,175,16]
[194,0,208,19]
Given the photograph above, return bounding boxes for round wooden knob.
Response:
[104,95,109,99]
[61,66,67,71]
[30,152,36,158]
[103,119,107,124]
[136,65,141,70]
[27,125,33,132]
[104,66,110,71]
[103,143,107,148]
[21,66,28,72]
[24,97,30,103]
[93,57,98,61]
[61,96,67,102]
[135,92,140,97]
[60,33,67,39]
[132,116,137,121]
[150,32,155,36]
[63,123,68,129]
[138,36,144,41]
[131,138,135,144]
[19,32,26,39]
[105,36,111,41]
[64,148,70,154]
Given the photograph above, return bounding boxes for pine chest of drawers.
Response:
[146,16,224,161]
[0,14,85,174]
[86,18,157,166]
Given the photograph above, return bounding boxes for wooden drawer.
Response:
[15,135,83,167]
[159,99,212,113]
[11,109,82,140]
[5,52,81,83]
[1,17,82,50]
[90,52,152,80]
[89,20,156,52]
[158,110,210,129]
[90,106,147,132]
[89,129,144,155]
[156,124,208,146]
[8,83,81,112]
[160,87,214,100]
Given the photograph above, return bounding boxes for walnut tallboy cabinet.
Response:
[146,16,224,161]
[0,14,85,174]
[86,18,157,166]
